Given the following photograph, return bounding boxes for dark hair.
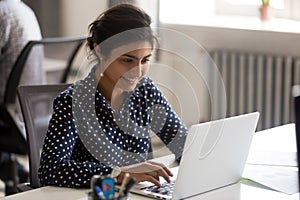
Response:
[87,3,156,59]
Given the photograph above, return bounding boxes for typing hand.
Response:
[119,160,173,187]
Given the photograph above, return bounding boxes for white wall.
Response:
[162,23,300,57]
[156,22,300,123]
[136,0,159,27]
[60,0,108,37]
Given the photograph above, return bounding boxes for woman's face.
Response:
[101,42,153,92]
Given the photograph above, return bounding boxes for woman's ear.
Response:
[93,42,102,60]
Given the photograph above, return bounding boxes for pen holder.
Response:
[88,191,128,200]
[89,175,130,200]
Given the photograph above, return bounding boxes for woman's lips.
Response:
[122,76,139,84]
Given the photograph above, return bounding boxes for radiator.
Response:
[209,50,300,131]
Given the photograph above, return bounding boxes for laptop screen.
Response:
[293,85,300,191]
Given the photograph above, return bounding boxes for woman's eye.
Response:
[122,58,133,63]
[141,58,150,64]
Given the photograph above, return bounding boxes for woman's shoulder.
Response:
[138,77,158,90]
[52,84,74,106]
[53,76,95,104]
[54,77,88,101]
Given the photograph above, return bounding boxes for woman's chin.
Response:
[122,85,137,92]
[118,79,139,92]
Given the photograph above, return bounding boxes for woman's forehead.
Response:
[110,41,153,58]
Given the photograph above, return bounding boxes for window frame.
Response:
[215,0,298,19]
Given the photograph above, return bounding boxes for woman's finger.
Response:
[142,174,161,187]
[147,160,174,177]
[156,168,171,183]
[145,161,172,183]
[131,173,161,187]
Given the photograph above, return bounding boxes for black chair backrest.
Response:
[0,35,85,156]
[17,84,71,188]
[5,35,85,105]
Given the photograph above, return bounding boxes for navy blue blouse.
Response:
[38,67,187,187]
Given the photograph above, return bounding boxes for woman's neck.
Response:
[95,68,125,111]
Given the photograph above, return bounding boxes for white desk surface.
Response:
[2,124,299,200]
[1,183,298,200]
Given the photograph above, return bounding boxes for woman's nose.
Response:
[131,64,142,77]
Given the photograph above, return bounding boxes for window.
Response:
[159,0,215,24]
[216,0,294,19]
[159,0,300,24]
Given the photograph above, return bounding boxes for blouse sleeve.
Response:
[38,90,112,188]
[149,84,188,162]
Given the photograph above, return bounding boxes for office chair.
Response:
[0,35,85,195]
[5,35,86,103]
[17,84,71,189]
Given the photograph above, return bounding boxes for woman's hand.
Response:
[118,160,173,187]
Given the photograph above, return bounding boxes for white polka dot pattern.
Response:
[38,66,188,187]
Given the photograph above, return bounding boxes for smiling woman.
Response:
[96,42,153,108]
[38,3,188,189]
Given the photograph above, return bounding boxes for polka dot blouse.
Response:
[38,67,188,188]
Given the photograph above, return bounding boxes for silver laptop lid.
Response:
[173,112,259,199]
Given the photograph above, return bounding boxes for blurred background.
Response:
[21,0,300,130]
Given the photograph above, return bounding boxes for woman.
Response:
[38,3,187,188]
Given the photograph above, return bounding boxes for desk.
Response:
[0,187,88,200]
[1,124,299,200]
[1,183,298,200]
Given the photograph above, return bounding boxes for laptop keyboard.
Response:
[142,181,175,196]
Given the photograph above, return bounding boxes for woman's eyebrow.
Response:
[122,54,152,60]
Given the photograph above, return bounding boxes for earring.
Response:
[98,56,103,77]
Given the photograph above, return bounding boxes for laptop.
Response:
[129,112,260,199]
[293,85,300,191]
